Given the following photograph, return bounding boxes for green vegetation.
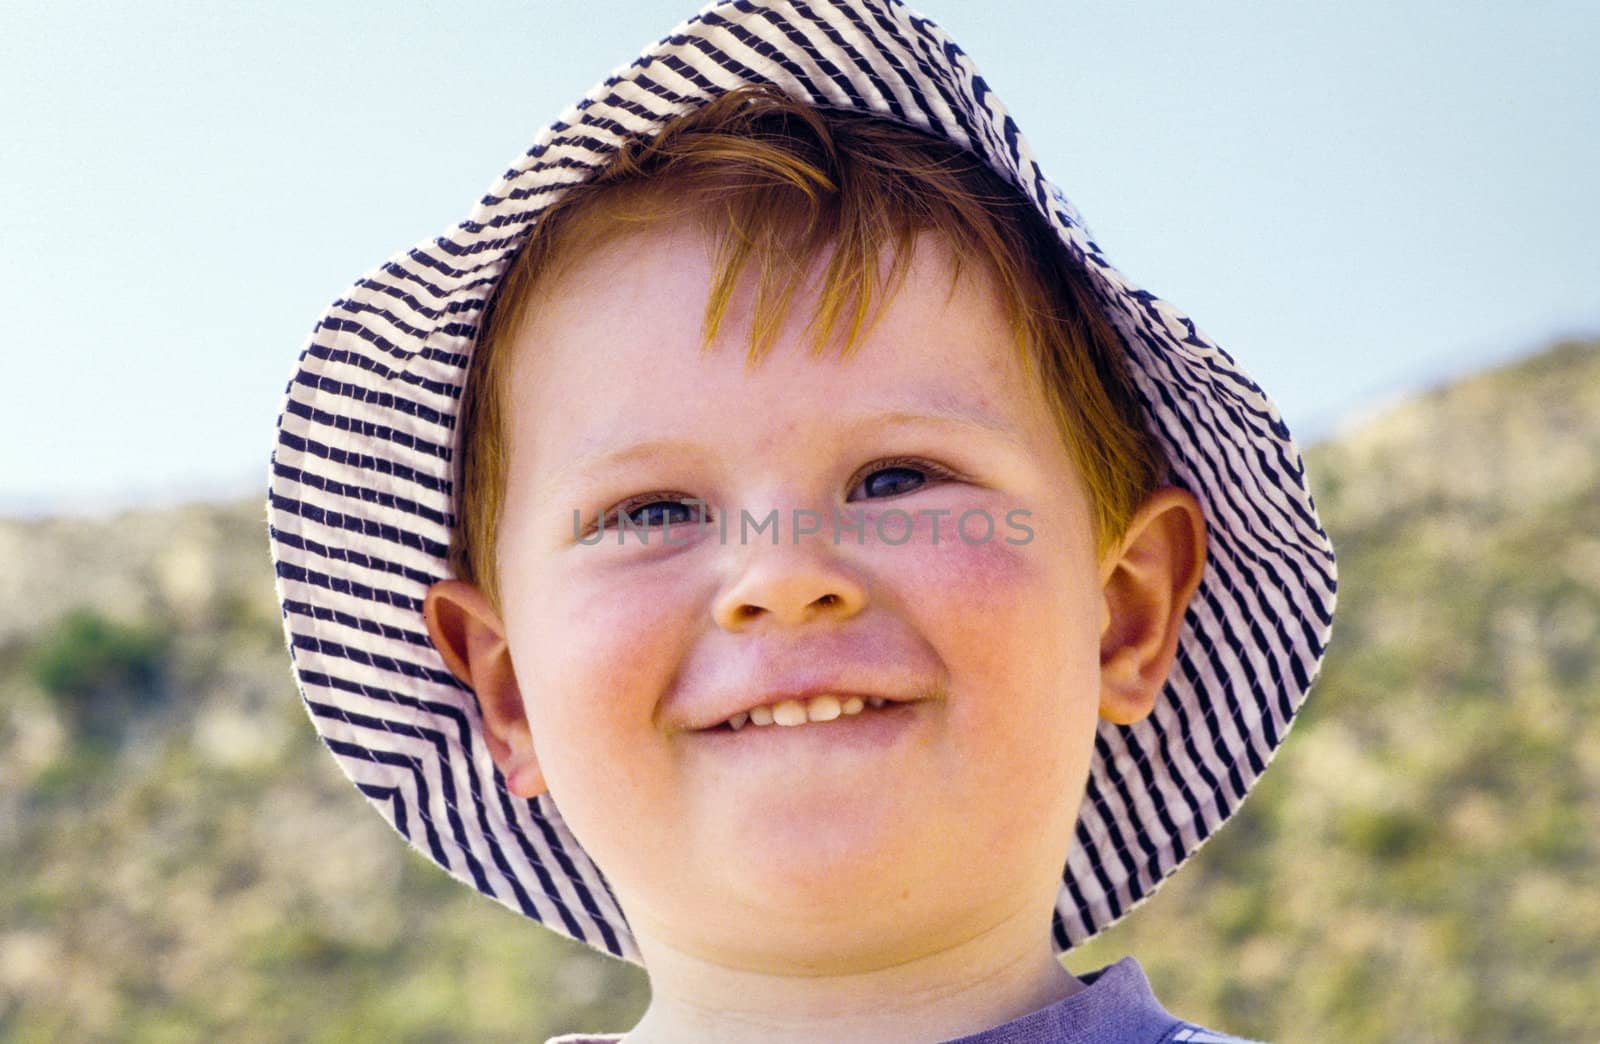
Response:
[0,339,1596,1040]
[30,608,172,742]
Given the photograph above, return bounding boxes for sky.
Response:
[2,0,1596,515]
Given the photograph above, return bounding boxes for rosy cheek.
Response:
[504,566,692,866]
[892,518,1096,699]
[855,502,1072,620]
[527,570,672,698]
[908,531,1030,602]
[507,558,698,795]
[907,537,1064,672]
[906,535,1098,815]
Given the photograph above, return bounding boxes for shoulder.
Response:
[1162,1025,1267,1044]
[1049,956,1267,1044]
[539,960,1267,1044]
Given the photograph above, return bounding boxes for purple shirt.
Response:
[544,958,1257,1043]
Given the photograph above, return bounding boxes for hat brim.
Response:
[267,0,1336,964]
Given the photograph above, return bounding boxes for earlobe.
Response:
[1097,488,1207,726]
[423,580,548,799]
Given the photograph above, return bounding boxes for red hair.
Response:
[454,86,1164,602]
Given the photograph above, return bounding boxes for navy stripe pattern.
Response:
[267,0,1337,963]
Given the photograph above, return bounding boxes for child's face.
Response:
[491,218,1111,971]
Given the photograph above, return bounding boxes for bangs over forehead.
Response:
[454,85,1164,602]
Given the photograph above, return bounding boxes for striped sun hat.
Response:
[267,0,1337,964]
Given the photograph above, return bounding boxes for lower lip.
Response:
[687,702,921,756]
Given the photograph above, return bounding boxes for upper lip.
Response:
[669,631,943,732]
[686,684,928,731]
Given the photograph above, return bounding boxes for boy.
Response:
[268,2,1336,1041]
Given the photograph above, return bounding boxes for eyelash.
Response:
[846,455,958,501]
[584,455,959,535]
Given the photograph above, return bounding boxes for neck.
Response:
[619,905,1084,1044]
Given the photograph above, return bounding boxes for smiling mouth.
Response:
[711,693,893,732]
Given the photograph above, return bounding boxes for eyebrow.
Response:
[537,403,1025,502]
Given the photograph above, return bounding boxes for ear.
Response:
[1097,487,1207,726]
[422,579,548,799]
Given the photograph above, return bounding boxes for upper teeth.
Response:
[727,694,888,730]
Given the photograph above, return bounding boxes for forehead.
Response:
[500,218,1057,490]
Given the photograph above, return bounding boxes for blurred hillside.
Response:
[1070,337,1600,1039]
[2,339,1597,1042]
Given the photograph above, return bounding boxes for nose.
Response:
[712,541,869,631]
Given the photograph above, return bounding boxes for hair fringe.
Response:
[453,85,1164,604]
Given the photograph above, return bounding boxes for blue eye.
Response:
[848,457,953,501]
[592,494,710,535]
[860,466,925,498]
[625,500,699,527]
[588,458,954,538]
